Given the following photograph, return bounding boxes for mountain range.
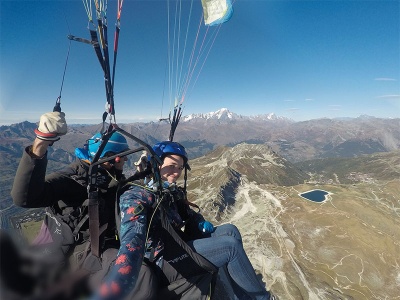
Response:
[182,107,286,121]
[1,109,399,207]
[1,109,400,298]
[120,109,400,162]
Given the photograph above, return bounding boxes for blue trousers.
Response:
[188,224,271,300]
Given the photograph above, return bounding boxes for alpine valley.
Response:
[1,108,399,299]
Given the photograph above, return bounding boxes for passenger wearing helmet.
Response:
[8,111,132,300]
[92,141,209,300]
[94,141,274,300]
[151,140,189,183]
[75,131,130,186]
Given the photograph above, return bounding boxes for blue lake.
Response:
[299,190,330,202]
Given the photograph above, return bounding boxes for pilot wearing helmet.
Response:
[7,111,131,299]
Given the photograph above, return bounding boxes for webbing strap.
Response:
[90,29,105,73]
[160,206,217,273]
[72,199,90,237]
[74,223,108,271]
[87,130,115,257]
[72,215,89,237]
[88,192,100,257]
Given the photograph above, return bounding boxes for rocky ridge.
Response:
[187,144,400,299]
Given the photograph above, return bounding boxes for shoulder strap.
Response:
[159,206,217,274]
[72,199,89,237]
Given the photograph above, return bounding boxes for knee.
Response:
[223,236,244,259]
[228,224,242,239]
[218,224,242,242]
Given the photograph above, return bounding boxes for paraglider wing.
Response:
[201,0,233,26]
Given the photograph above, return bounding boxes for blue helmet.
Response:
[152,141,188,163]
[88,132,129,159]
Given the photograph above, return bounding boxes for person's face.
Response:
[160,154,184,183]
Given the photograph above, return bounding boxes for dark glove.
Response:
[94,168,112,189]
[198,221,214,233]
[34,112,67,141]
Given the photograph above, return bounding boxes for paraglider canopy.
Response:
[202,0,233,26]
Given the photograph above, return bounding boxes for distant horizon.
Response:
[1,108,398,127]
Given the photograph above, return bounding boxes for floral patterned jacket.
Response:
[92,183,205,300]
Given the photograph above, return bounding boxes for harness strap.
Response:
[187,201,200,211]
[160,206,217,274]
[73,215,89,237]
[90,29,105,73]
[88,191,100,257]
[149,247,156,263]
[87,131,114,258]
[73,223,108,272]
[72,199,90,237]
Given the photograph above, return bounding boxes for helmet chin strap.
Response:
[163,181,177,190]
[183,166,188,193]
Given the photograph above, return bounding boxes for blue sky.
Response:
[1,0,399,125]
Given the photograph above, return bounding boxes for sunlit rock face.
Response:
[187,144,400,299]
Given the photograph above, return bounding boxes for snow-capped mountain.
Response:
[182,108,288,122]
[250,112,287,121]
[183,108,239,121]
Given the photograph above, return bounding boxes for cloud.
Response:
[305,98,313,101]
[283,99,295,102]
[376,95,400,100]
[374,78,396,81]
